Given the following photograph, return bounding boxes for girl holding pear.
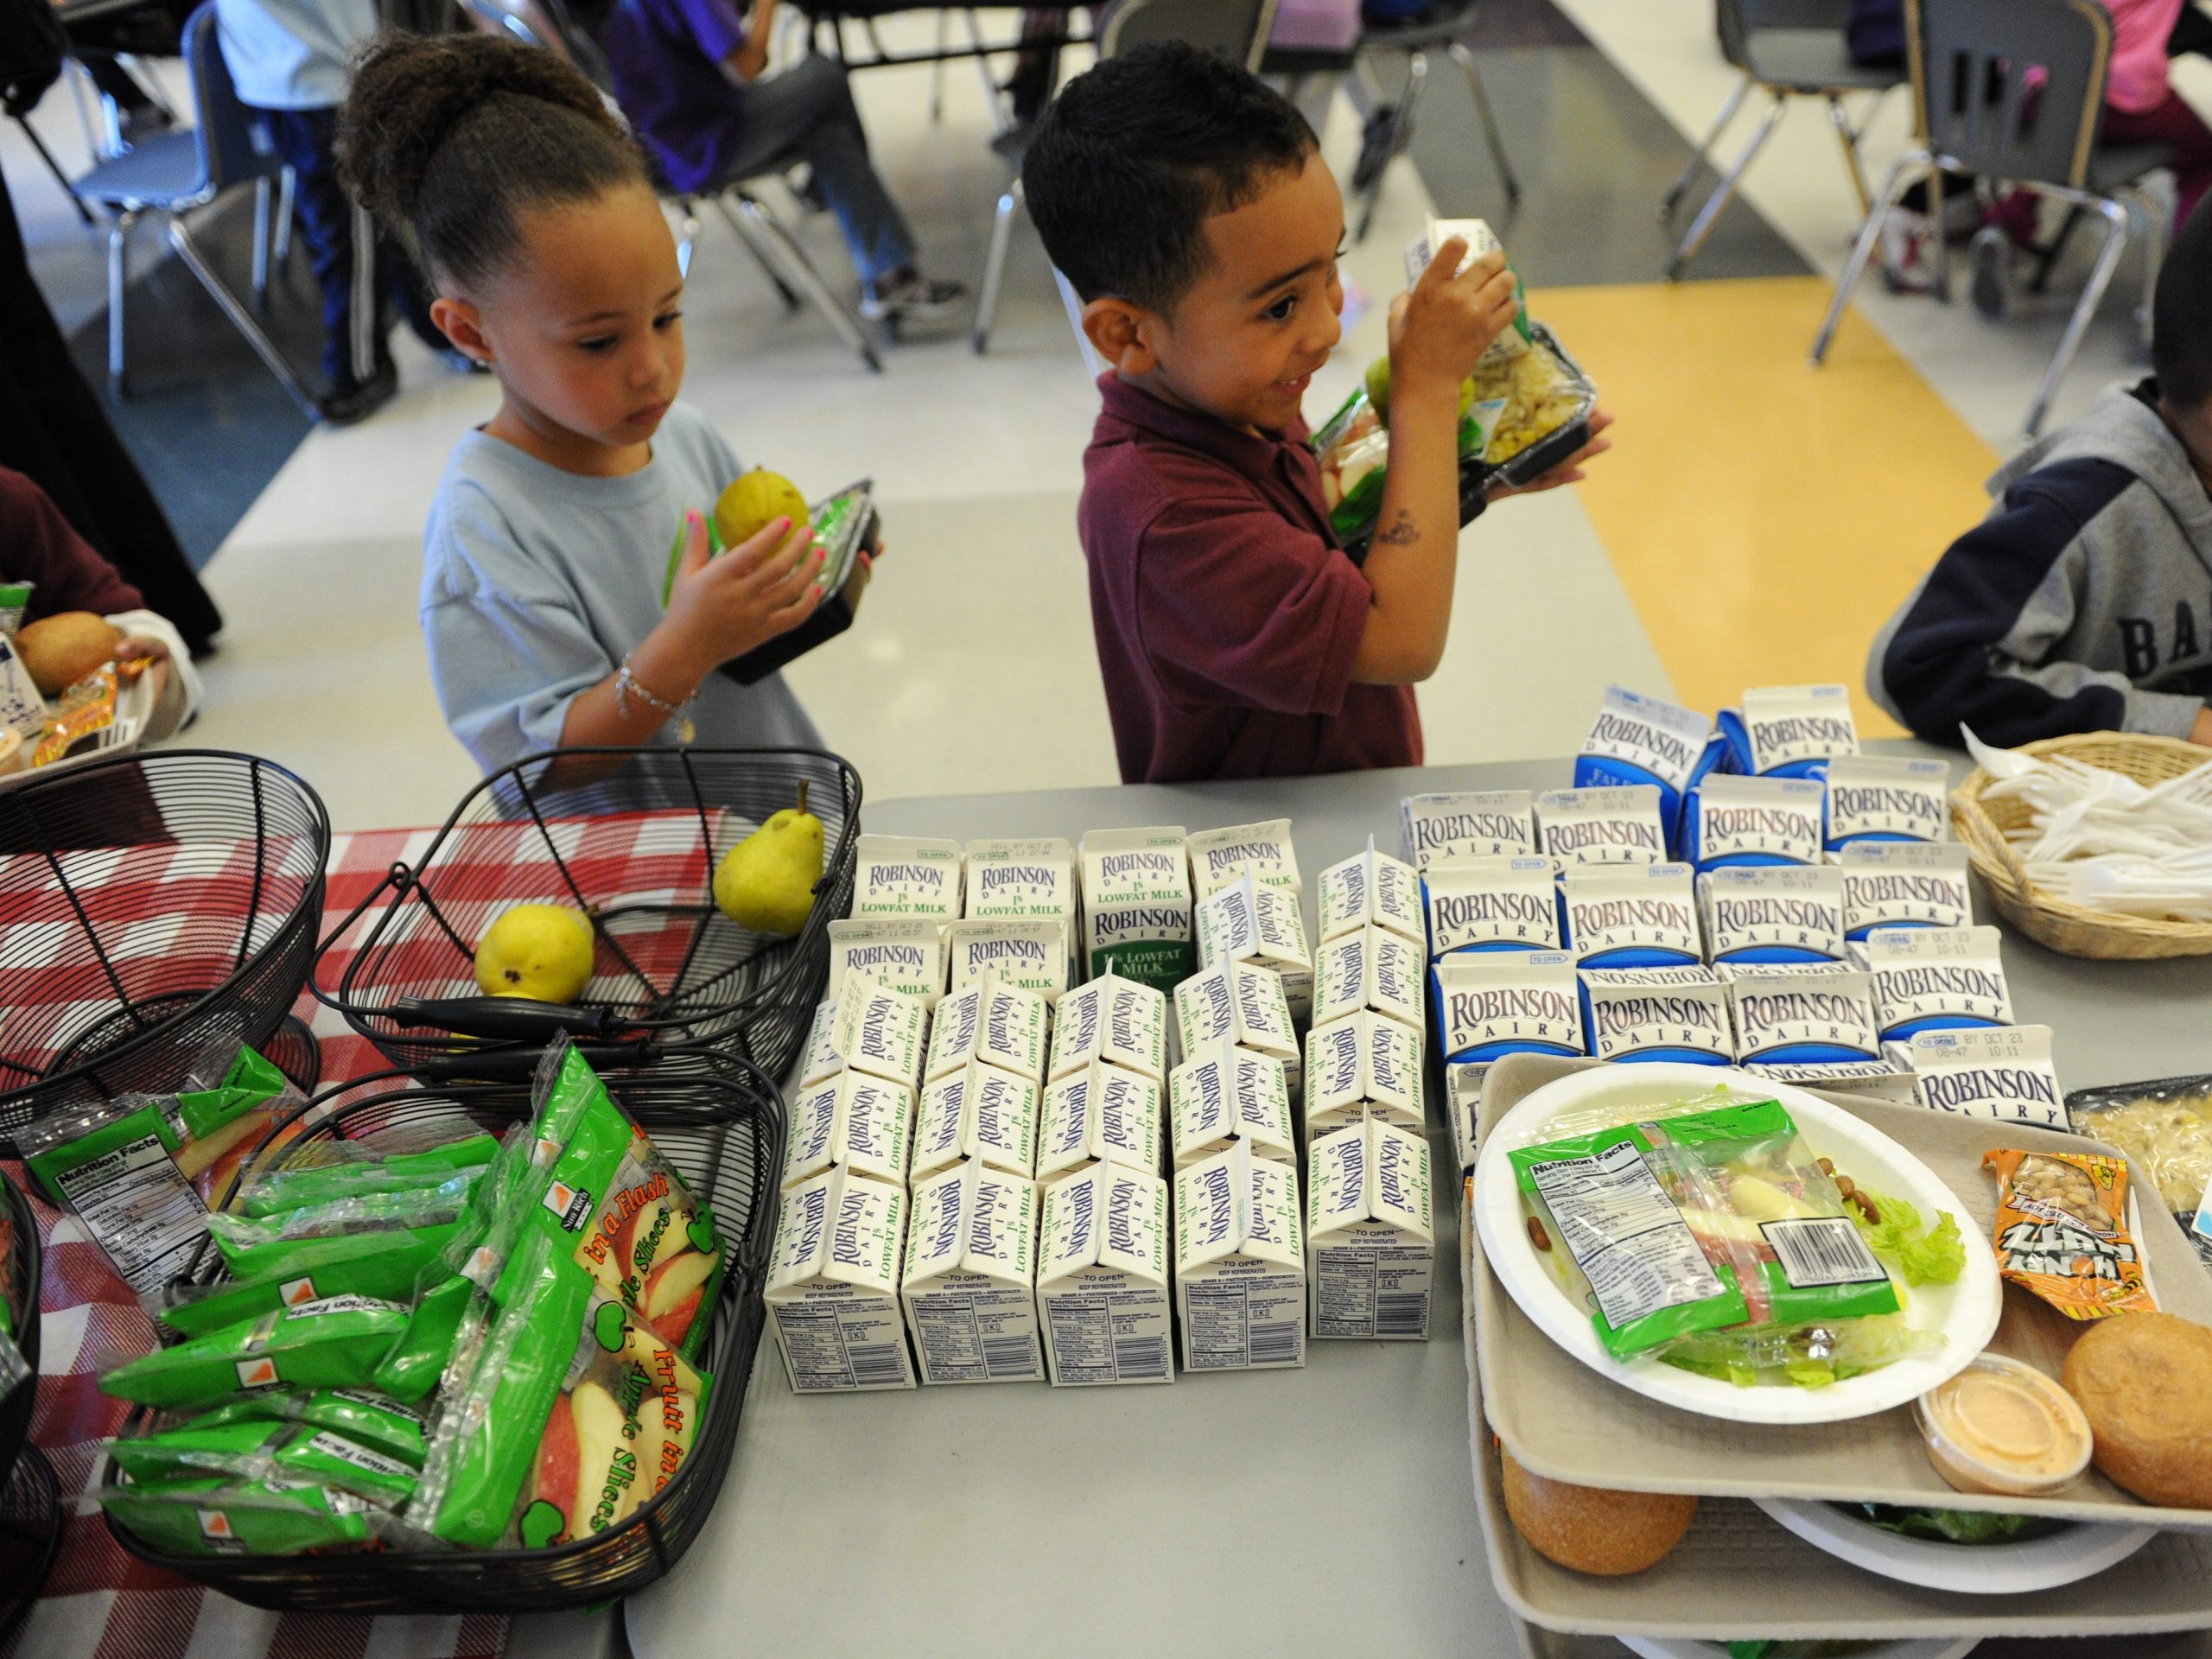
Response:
[338,33,833,775]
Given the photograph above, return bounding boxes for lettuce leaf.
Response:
[1850,1192,1965,1287]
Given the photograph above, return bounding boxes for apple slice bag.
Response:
[109,1417,419,1510]
[232,1130,502,1217]
[182,1386,430,1466]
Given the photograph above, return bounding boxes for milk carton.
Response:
[1306,1118,1434,1341]
[1173,961,1300,1091]
[1423,855,1561,956]
[851,834,963,925]
[783,1067,915,1190]
[1313,924,1424,1033]
[963,836,1078,944]
[766,1167,912,1392]
[1742,1058,1919,1104]
[1559,862,1701,968]
[1839,842,1974,937]
[1317,837,1426,947]
[1174,1142,1306,1372]
[1908,1025,2063,1127]
[1724,963,1880,1064]
[1574,685,1713,830]
[1400,790,1537,868]
[1824,754,1951,848]
[1036,1058,1165,1183]
[945,918,1071,1003]
[1579,966,1733,1065]
[1448,1061,1486,1173]
[1535,785,1668,868]
[1303,1011,1424,1143]
[1047,967,1168,1083]
[911,1058,1040,1182]
[826,918,945,1006]
[1079,827,1194,994]
[822,974,930,1088]
[923,970,1049,1084]
[1168,1036,1295,1168]
[1865,925,2012,1039]
[1036,1161,1174,1386]
[901,1159,1043,1385]
[1433,950,1585,1064]
[1686,774,1826,869]
[798,997,842,1089]
[1734,683,1859,777]
[1186,818,1301,903]
[1194,870,1314,1025]
[1697,865,1848,964]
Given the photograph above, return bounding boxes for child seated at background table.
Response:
[335,33,830,778]
[1020,42,1610,785]
[1869,197,2212,751]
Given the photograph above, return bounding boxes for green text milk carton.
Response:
[782,1066,914,1192]
[1079,827,1193,994]
[1036,1058,1164,1185]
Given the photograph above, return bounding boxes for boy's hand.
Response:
[1485,408,1617,500]
[1389,238,1518,404]
[2191,706,2212,747]
[663,508,825,677]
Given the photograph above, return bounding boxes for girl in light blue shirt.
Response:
[338,31,832,775]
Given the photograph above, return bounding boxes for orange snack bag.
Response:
[1983,1147,2156,1321]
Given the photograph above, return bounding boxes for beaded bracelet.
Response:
[617,654,696,744]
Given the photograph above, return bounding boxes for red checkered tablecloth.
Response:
[8,808,728,1659]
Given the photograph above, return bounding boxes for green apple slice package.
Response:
[233,1132,500,1217]
[156,1222,466,1339]
[184,1386,429,1466]
[208,1170,487,1255]
[101,1475,378,1557]
[108,1417,418,1509]
[101,1294,410,1412]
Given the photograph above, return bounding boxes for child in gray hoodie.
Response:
[1870,198,2212,750]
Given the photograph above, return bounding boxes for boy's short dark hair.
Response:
[1022,41,1317,314]
[2153,194,2212,410]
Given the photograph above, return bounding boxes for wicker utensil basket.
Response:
[1951,731,2212,960]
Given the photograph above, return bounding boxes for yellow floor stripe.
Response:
[1533,277,2002,737]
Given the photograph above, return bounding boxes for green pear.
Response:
[714,780,823,937]
[1363,353,1477,429]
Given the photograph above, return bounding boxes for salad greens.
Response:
[1848,1191,1965,1287]
[1843,1502,2058,1545]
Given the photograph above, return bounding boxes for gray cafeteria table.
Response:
[625,748,2212,1659]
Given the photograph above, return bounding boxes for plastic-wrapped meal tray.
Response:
[1465,1054,2212,1643]
[2065,1073,2212,1272]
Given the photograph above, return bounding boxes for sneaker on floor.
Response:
[1968,226,2013,320]
[859,275,969,323]
[317,360,398,426]
[1878,207,1936,295]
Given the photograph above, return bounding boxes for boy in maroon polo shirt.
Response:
[1022,43,1611,783]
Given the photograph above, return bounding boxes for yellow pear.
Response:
[1362,353,1475,429]
[713,468,809,550]
[713,781,823,938]
[474,903,594,1002]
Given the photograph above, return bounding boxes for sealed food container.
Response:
[2067,1072,2212,1271]
[1914,1354,2092,1497]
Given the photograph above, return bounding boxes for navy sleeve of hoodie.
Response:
[1870,458,2138,747]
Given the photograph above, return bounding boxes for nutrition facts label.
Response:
[1043,1290,1171,1384]
[48,1128,210,1296]
[1525,1141,1722,1332]
[773,1300,914,1391]
[1184,1274,1305,1370]
[908,1287,1042,1383]
[1315,1246,1432,1340]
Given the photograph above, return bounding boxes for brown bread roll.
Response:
[1499,1447,1698,1574]
[2063,1312,2212,1509]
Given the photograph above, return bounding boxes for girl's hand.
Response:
[662,509,826,677]
[113,634,170,666]
[1485,408,1617,500]
[1389,240,1518,404]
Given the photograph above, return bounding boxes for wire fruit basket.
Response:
[322,747,861,1083]
[104,1046,784,1612]
[0,1166,45,1490]
[1952,731,2212,960]
[0,1168,54,1643]
[0,751,331,1149]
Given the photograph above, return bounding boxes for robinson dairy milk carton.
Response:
[1168,1036,1295,1169]
[798,997,842,1089]
[1400,790,1537,868]
[1824,754,1950,848]
[1194,870,1313,1025]
[1036,1161,1173,1386]
[911,1058,1040,1182]
[901,1159,1043,1384]
[1742,1058,1918,1104]
[1313,925,1424,1033]
[1306,1118,1434,1341]
[817,975,929,1088]
[782,1067,915,1191]
[945,918,1071,1003]
[1174,960,1300,1091]
[851,834,963,925]
[1574,685,1713,832]
[1423,855,1561,956]
[1080,827,1194,993]
[1559,862,1701,968]
[1685,774,1825,870]
[1174,1141,1306,1372]
[1433,950,1585,1065]
[963,837,1077,943]
[1724,963,1879,1065]
[1697,865,1847,965]
[1186,818,1302,903]
[766,1166,913,1392]
[1865,925,2012,1039]
[826,918,945,1006]
[1728,683,1859,778]
[1535,785,1668,869]
[922,970,1049,1084]
[1047,967,1168,1083]
[1318,837,1426,948]
[1908,1025,2063,1126]
[1578,966,1733,1065]
[1449,1061,1485,1173]
[1839,842,1974,938]
[1036,1058,1165,1183]
[1304,1011,1424,1142]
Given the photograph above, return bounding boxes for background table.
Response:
[625,748,2212,1659]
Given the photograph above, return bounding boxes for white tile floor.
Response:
[7,7,2202,830]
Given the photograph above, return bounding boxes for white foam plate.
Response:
[1751,1497,2158,1594]
[1621,1637,1979,1659]
[1471,1062,2004,1425]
